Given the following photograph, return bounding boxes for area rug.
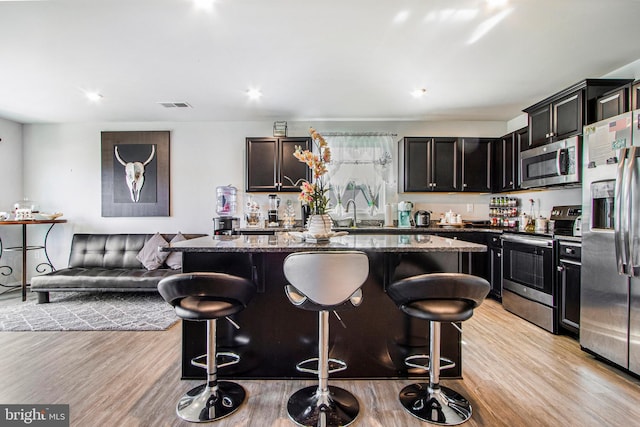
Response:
[0,292,178,331]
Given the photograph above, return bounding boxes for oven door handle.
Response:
[502,235,552,248]
[559,259,581,267]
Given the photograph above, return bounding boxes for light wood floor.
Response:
[1,296,639,427]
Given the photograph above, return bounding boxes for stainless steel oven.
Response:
[520,136,580,188]
[501,233,557,333]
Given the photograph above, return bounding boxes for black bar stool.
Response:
[283,251,369,427]
[387,273,490,425]
[158,272,256,423]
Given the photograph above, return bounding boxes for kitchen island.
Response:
[165,233,486,379]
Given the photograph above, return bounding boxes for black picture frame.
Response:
[101,131,170,217]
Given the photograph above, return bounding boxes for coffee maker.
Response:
[397,201,413,228]
[267,194,280,226]
[213,185,239,235]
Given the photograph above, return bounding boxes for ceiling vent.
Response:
[158,101,192,108]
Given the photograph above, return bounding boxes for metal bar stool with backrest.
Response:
[283,250,370,427]
[387,272,490,425]
[158,272,256,423]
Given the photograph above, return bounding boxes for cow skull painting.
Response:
[114,145,155,202]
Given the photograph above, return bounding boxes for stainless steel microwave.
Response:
[520,136,581,188]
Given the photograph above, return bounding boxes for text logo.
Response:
[0,405,69,426]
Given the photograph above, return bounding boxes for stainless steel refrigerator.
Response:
[581,111,640,374]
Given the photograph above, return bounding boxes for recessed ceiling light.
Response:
[85,91,103,102]
[193,0,215,12]
[246,88,262,100]
[393,10,411,24]
[486,0,509,9]
[411,88,427,98]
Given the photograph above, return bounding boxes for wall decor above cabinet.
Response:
[246,137,311,192]
[523,79,632,149]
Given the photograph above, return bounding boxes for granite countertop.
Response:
[165,233,487,253]
[236,225,508,234]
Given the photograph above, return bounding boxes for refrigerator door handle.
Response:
[627,146,640,277]
[615,147,629,275]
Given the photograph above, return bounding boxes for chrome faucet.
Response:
[345,199,357,228]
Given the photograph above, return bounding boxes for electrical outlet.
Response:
[466,204,473,213]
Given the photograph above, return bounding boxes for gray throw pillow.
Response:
[136,233,169,270]
[165,232,187,270]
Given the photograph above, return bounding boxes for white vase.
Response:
[306,214,333,236]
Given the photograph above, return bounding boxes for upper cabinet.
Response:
[595,85,630,121]
[523,79,633,149]
[633,80,640,111]
[246,137,311,192]
[400,137,459,192]
[526,89,582,148]
[494,128,526,193]
[400,137,493,193]
[459,138,493,192]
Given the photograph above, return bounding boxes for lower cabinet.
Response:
[487,234,502,300]
[433,231,489,281]
[557,240,581,335]
[440,231,501,300]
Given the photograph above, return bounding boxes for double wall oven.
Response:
[501,205,582,334]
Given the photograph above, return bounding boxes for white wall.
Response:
[0,117,23,209]
[21,119,508,268]
[0,118,23,287]
[604,58,640,80]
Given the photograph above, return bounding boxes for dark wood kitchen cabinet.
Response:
[459,138,493,192]
[430,231,488,279]
[487,233,502,300]
[557,240,581,336]
[632,80,640,110]
[246,137,311,192]
[526,89,583,148]
[494,127,525,192]
[524,79,633,148]
[595,85,630,121]
[401,137,459,192]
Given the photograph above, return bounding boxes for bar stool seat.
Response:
[159,272,255,423]
[283,251,369,427]
[387,273,489,426]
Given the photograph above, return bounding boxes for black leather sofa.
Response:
[31,233,204,303]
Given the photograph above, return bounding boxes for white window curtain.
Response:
[322,133,395,218]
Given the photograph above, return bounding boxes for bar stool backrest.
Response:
[283,251,369,307]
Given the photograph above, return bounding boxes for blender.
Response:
[213,185,239,235]
[267,194,280,226]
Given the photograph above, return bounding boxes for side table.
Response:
[0,219,67,301]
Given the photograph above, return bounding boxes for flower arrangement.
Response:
[293,127,332,215]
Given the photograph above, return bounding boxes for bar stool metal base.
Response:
[399,383,471,426]
[176,381,246,423]
[287,385,360,427]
